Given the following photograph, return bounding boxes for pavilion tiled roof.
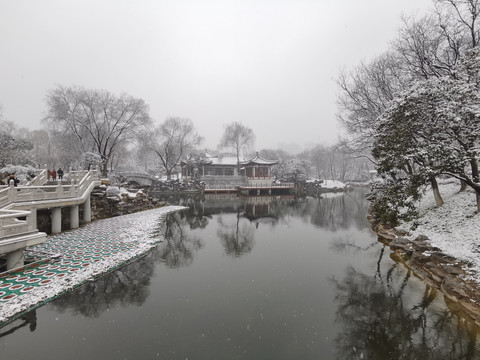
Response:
[186,151,278,166]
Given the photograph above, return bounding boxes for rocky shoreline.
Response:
[372,221,480,328]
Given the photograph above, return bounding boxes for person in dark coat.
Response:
[8,174,19,187]
[57,168,64,180]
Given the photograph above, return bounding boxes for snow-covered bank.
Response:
[306,179,347,189]
[303,179,348,196]
[398,180,480,283]
[0,205,186,326]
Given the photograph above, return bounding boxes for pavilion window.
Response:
[205,167,215,176]
[257,167,267,178]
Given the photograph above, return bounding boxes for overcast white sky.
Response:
[0,0,432,153]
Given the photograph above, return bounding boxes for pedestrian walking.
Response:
[57,168,64,180]
[47,169,52,181]
[52,170,57,181]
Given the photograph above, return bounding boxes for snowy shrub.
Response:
[0,165,36,185]
[367,175,423,227]
[274,159,310,183]
[80,152,103,170]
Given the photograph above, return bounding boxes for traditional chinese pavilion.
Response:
[181,151,279,188]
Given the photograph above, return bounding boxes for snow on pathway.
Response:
[0,205,186,326]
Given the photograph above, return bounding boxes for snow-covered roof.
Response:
[198,152,277,166]
[240,154,278,166]
[209,155,240,166]
[204,150,217,159]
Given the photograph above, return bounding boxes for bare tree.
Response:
[43,85,152,176]
[336,51,406,161]
[436,0,480,48]
[26,129,57,168]
[219,122,255,173]
[394,0,480,80]
[144,117,202,179]
[338,0,480,154]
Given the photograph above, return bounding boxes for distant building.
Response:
[181,151,278,187]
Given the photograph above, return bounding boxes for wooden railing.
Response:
[204,182,295,192]
[238,183,295,189]
[204,184,238,191]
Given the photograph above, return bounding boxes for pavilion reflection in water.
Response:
[200,194,295,221]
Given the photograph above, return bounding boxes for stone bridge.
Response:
[116,172,156,187]
[0,168,101,271]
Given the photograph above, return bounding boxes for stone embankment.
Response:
[90,186,166,220]
[149,179,204,194]
[372,221,480,327]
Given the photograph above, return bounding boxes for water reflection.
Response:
[0,310,37,336]
[161,191,371,234]
[331,251,479,359]
[155,213,204,268]
[50,253,155,317]
[217,211,256,257]
[1,189,479,360]
[44,193,366,320]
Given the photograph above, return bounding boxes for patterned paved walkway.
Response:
[0,206,184,326]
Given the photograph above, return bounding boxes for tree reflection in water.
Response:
[50,254,155,317]
[332,259,480,359]
[304,191,370,231]
[2,189,479,359]
[155,213,204,268]
[217,211,255,257]
[49,212,204,318]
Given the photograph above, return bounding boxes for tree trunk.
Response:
[236,152,240,176]
[430,177,444,207]
[101,163,108,177]
[470,158,480,211]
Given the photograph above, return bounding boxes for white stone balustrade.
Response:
[0,168,101,270]
[0,209,35,238]
[0,169,100,208]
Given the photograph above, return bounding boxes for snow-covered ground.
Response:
[321,180,346,189]
[0,205,186,325]
[398,180,480,283]
[306,179,347,189]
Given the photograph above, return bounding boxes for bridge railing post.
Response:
[55,183,63,198]
[27,203,37,231]
[7,182,16,202]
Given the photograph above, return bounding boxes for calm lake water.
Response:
[1,189,479,359]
